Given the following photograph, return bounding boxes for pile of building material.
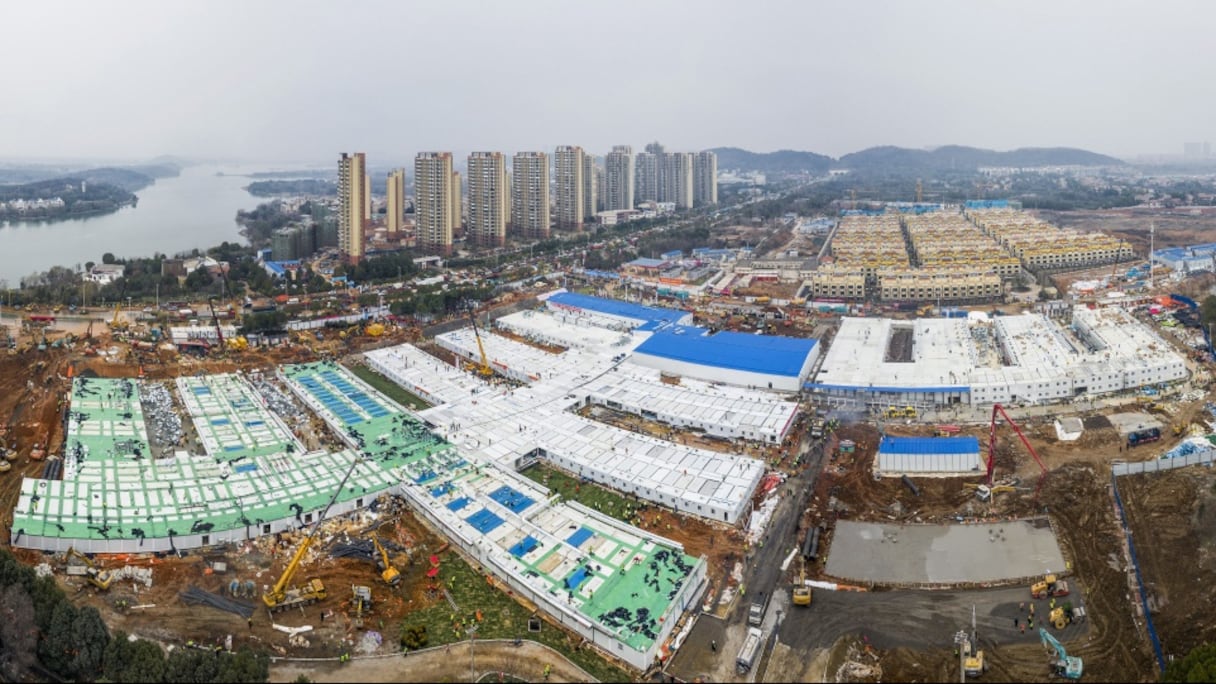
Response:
[179,586,255,618]
[248,371,306,422]
[140,381,184,448]
[113,566,154,587]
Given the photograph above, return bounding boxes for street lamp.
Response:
[466,624,478,680]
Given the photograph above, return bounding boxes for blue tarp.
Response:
[563,566,591,590]
[635,327,817,377]
[431,482,455,498]
[446,497,471,512]
[465,508,505,534]
[488,485,535,515]
[566,526,595,548]
[879,436,980,455]
[509,535,539,558]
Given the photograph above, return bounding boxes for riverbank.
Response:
[0,197,138,227]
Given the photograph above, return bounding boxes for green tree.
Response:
[121,639,166,683]
[1163,642,1216,682]
[102,252,116,264]
[164,648,219,683]
[68,606,110,680]
[1200,295,1216,330]
[0,584,37,681]
[215,647,269,683]
[38,600,79,678]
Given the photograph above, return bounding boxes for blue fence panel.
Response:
[1110,473,1166,672]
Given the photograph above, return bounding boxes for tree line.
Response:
[0,548,269,682]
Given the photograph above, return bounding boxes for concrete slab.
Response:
[1107,412,1162,436]
[825,519,1066,585]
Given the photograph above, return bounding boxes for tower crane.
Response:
[1039,628,1083,679]
[207,298,224,351]
[987,403,1048,500]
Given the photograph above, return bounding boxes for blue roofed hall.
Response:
[876,435,983,476]
[543,291,692,330]
[630,326,820,392]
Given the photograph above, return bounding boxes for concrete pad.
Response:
[1107,412,1162,436]
[825,519,1066,585]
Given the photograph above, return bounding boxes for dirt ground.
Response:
[795,418,1161,682]
[1118,464,1216,662]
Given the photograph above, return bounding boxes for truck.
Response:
[736,627,764,675]
[809,418,826,439]
[1127,427,1161,447]
[747,599,766,627]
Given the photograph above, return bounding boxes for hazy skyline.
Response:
[3,0,1215,165]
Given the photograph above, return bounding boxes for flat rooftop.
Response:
[544,291,691,330]
[875,436,983,475]
[826,519,1067,585]
[176,373,301,462]
[496,309,639,351]
[634,327,818,377]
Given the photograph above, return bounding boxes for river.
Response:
[0,165,265,286]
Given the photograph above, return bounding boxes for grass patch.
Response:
[519,464,640,525]
[347,363,431,410]
[398,554,632,682]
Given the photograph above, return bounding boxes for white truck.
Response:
[736,627,764,675]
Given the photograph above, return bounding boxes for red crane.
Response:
[988,403,1048,499]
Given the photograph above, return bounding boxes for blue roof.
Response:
[547,292,688,329]
[879,436,980,455]
[635,327,817,377]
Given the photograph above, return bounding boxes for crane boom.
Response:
[467,311,492,377]
[207,298,224,348]
[988,403,1048,499]
[1039,628,1083,679]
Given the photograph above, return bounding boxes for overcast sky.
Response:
[2,0,1213,165]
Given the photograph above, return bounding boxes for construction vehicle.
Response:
[885,406,904,419]
[809,418,826,439]
[365,322,385,337]
[1127,427,1161,447]
[956,605,987,678]
[207,298,225,353]
[110,303,129,332]
[226,336,249,352]
[1039,628,1083,679]
[971,483,1016,502]
[465,311,493,377]
[1173,422,1185,436]
[791,559,812,606]
[262,535,327,611]
[351,585,372,629]
[903,406,917,418]
[1030,574,1070,600]
[736,627,763,675]
[66,547,115,590]
[987,403,1049,499]
[1049,603,1086,630]
[263,452,371,611]
[370,535,401,586]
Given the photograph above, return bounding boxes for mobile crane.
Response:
[466,311,493,377]
[110,302,128,332]
[207,298,225,352]
[263,454,368,611]
[1039,628,1083,679]
[371,535,402,586]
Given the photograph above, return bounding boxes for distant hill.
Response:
[836,145,1124,172]
[708,147,834,175]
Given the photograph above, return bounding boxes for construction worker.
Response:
[710,639,718,653]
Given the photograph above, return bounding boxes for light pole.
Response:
[466,624,478,680]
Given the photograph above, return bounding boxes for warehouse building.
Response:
[543,291,692,331]
[810,306,1187,408]
[875,436,983,476]
[630,326,819,393]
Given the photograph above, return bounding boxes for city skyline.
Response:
[6,1,1216,163]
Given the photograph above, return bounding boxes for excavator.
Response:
[465,311,493,377]
[371,535,401,586]
[66,547,115,590]
[1039,628,1083,679]
[791,558,812,606]
[351,585,372,629]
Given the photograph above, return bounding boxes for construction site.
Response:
[1,276,1215,683]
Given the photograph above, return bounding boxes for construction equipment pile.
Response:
[139,381,184,449]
